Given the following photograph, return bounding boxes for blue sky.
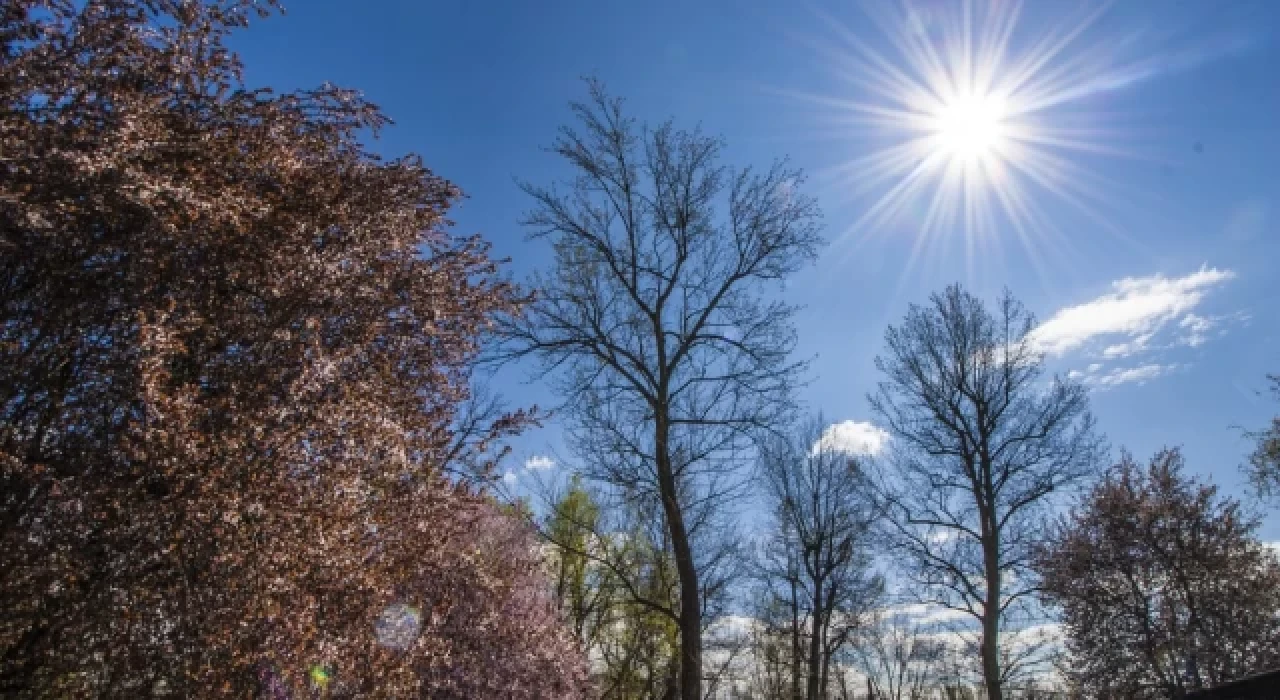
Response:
[232,1,1279,537]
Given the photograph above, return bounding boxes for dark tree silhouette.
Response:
[0,2,587,696]
[1037,448,1280,699]
[1245,376,1280,503]
[870,285,1103,700]
[755,416,883,700]
[498,80,822,700]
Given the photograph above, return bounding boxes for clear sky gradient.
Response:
[231,1,1280,537]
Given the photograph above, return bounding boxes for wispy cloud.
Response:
[813,420,890,457]
[1069,363,1180,389]
[1032,266,1236,357]
[523,455,555,471]
[1179,314,1212,347]
[1101,332,1156,359]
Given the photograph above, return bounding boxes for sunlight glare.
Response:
[789,0,1167,282]
[934,92,1007,162]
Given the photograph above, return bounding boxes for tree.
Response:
[1245,375,1280,502]
[848,610,945,700]
[498,79,822,699]
[753,528,808,700]
[1036,448,1280,699]
[545,477,616,654]
[0,2,587,696]
[538,476,685,699]
[742,593,801,700]
[869,286,1103,700]
[588,510,684,700]
[755,416,883,700]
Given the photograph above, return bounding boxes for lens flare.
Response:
[308,664,331,688]
[375,603,423,651]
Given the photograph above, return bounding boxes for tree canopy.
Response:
[0,2,587,696]
[1037,448,1280,699]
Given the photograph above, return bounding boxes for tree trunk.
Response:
[791,576,803,700]
[819,585,842,700]
[655,418,701,700]
[806,576,823,700]
[981,528,1003,700]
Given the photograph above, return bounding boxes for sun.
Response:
[786,0,1168,280]
[933,92,1008,163]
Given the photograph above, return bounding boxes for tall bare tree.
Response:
[869,285,1103,700]
[756,417,884,700]
[498,80,822,699]
[1037,448,1280,699]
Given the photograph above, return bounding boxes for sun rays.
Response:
[791,0,1166,283]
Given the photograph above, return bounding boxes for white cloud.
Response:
[1031,266,1235,357]
[1068,362,1182,389]
[523,455,555,471]
[1180,313,1212,332]
[1176,311,1249,348]
[502,470,518,486]
[1101,331,1155,359]
[812,420,890,457]
[1180,313,1213,347]
[885,603,974,627]
[1079,363,1178,388]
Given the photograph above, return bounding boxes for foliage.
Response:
[1037,448,1280,698]
[0,1,587,696]
[547,478,612,648]
[542,481,683,699]
[1245,375,1280,502]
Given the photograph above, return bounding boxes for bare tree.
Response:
[1245,375,1280,502]
[1036,448,1280,699]
[756,416,884,700]
[743,593,801,700]
[869,285,1103,700]
[497,79,822,699]
[753,527,808,700]
[849,610,945,700]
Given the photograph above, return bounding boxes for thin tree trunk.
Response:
[655,418,701,700]
[806,576,823,700]
[819,585,842,699]
[791,575,802,700]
